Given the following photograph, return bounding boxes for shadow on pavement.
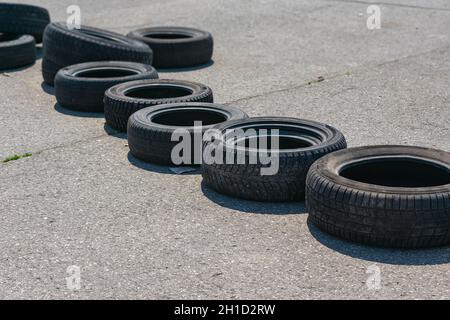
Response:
[1,61,36,74]
[36,45,43,60]
[156,60,214,73]
[201,182,307,215]
[54,103,104,118]
[127,152,201,176]
[308,219,450,266]
[103,123,127,139]
[41,81,54,95]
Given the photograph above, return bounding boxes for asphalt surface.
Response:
[0,0,449,299]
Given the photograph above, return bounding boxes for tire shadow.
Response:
[36,45,43,60]
[41,81,54,95]
[1,61,36,74]
[307,219,450,266]
[127,152,201,176]
[201,182,306,215]
[103,123,127,139]
[156,60,214,73]
[54,103,104,118]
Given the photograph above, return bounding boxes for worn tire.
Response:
[42,22,153,85]
[0,3,50,43]
[104,79,214,132]
[127,27,213,68]
[306,145,450,249]
[128,103,248,166]
[202,117,347,202]
[0,34,36,70]
[55,61,158,112]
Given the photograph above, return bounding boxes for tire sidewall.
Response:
[314,145,450,195]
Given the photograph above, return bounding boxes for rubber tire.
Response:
[201,117,347,202]
[0,34,36,70]
[54,61,158,112]
[0,3,50,43]
[127,27,213,68]
[104,79,214,132]
[128,103,248,166]
[306,145,450,249]
[42,22,153,85]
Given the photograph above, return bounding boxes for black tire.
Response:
[128,103,248,166]
[54,61,158,112]
[127,26,213,68]
[104,79,214,132]
[306,145,450,249]
[42,22,153,85]
[0,3,50,43]
[201,117,347,202]
[0,34,36,70]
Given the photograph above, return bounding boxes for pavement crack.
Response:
[225,74,340,105]
[225,44,450,105]
[37,133,109,154]
[1,133,110,168]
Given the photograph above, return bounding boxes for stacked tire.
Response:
[127,27,214,68]
[0,3,50,43]
[0,3,50,70]
[42,23,153,85]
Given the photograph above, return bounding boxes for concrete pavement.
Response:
[0,0,449,299]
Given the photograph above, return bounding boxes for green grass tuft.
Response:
[3,153,32,163]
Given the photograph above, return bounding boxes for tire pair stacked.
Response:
[42,23,153,86]
[47,23,214,113]
[0,3,50,70]
[41,22,155,111]
[43,24,215,85]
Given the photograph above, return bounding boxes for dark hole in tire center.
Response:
[126,85,193,99]
[340,158,450,188]
[152,110,228,127]
[228,124,323,151]
[144,33,192,40]
[237,135,313,150]
[75,68,139,78]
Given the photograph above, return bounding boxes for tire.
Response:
[0,34,36,70]
[104,79,214,132]
[128,103,248,166]
[54,61,158,112]
[201,117,347,202]
[0,3,50,43]
[306,145,450,249]
[127,27,213,68]
[42,22,153,85]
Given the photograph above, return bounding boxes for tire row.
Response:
[4,3,449,249]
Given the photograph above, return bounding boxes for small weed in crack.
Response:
[3,153,32,163]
